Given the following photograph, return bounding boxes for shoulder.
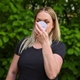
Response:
[51,41,66,49]
[51,41,66,59]
[14,37,28,55]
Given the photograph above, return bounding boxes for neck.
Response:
[33,40,42,49]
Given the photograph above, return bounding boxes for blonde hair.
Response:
[19,6,60,55]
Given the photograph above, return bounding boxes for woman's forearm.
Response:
[6,72,17,80]
[42,42,59,79]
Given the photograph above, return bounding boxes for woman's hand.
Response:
[34,22,49,45]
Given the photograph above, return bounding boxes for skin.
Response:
[6,54,19,80]
[6,11,63,80]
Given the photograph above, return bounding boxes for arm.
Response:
[42,41,63,79]
[6,54,20,80]
[34,23,64,79]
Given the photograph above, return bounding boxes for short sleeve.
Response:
[51,41,66,59]
[14,38,25,56]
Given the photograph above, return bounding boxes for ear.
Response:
[52,23,55,29]
[52,21,55,29]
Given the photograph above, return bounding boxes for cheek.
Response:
[46,26,52,34]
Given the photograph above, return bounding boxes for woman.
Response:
[6,6,66,80]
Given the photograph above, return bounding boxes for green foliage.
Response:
[0,0,33,79]
[0,0,80,79]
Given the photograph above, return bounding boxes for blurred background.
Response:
[0,0,80,80]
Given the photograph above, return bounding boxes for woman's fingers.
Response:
[34,22,48,40]
[36,22,45,33]
[35,24,42,36]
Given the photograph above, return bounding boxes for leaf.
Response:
[12,21,19,26]
[76,33,80,39]
[71,23,79,27]
[23,29,28,35]
[9,2,17,13]
[3,5,9,12]
[17,28,23,32]
[9,15,19,20]
[6,25,11,30]
[0,39,3,46]
[3,36,9,43]
[74,47,80,52]
[64,36,69,39]
[9,15,14,20]
[2,60,8,66]
[0,32,6,35]
[19,21,24,25]
[67,49,74,55]
[77,43,80,47]
[16,35,21,40]
[61,74,67,80]
[0,3,4,11]
[68,62,78,74]
[67,74,76,80]
[8,33,15,38]
[0,68,5,77]
[68,41,72,45]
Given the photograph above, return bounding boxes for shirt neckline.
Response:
[32,46,42,50]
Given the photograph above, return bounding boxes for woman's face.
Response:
[35,11,54,34]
